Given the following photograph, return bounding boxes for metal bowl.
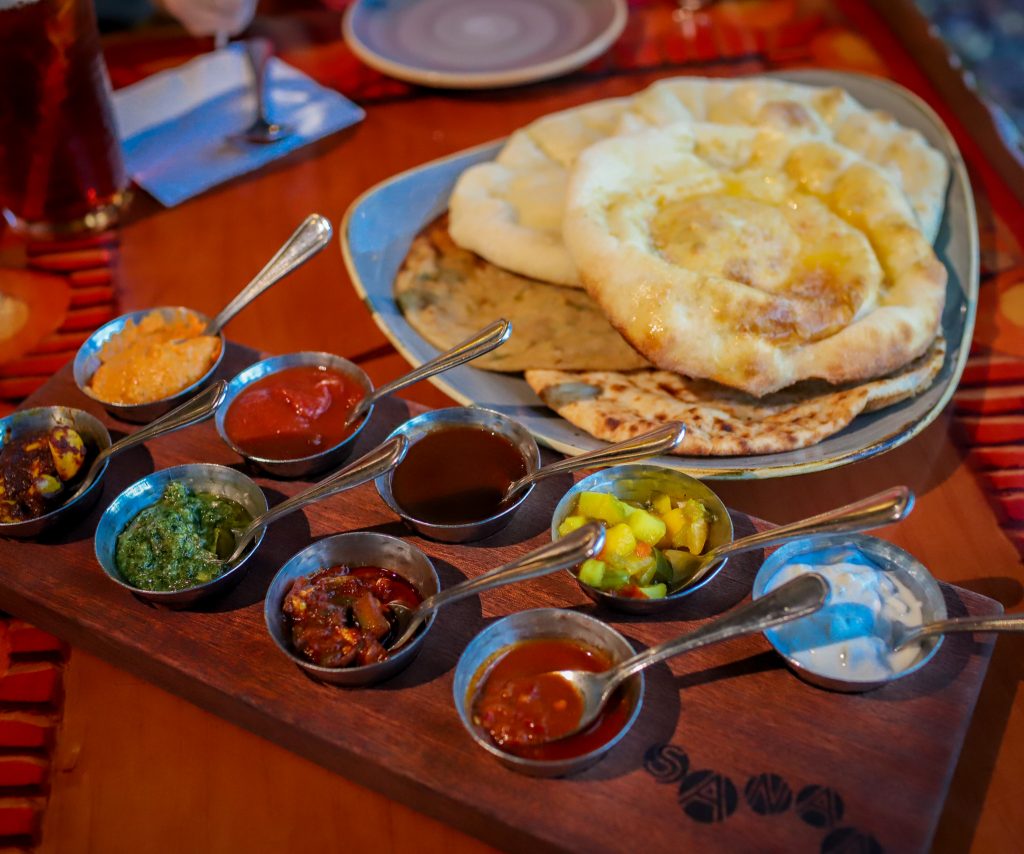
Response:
[375,407,542,543]
[752,533,947,692]
[94,463,269,607]
[216,351,374,478]
[264,532,439,686]
[0,407,111,538]
[453,608,643,777]
[550,464,733,613]
[73,307,226,424]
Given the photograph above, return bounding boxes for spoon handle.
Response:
[601,573,829,699]
[505,422,685,497]
[902,613,1024,646]
[416,522,605,615]
[205,214,334,336]
[91,380,227,476]
[227,435,408,563]
[687,485,913,587]
[356,319,511,416]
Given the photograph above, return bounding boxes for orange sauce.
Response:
[471,638,631,761]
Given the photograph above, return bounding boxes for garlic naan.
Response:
[562,122,946,396]
[448,76,948,288]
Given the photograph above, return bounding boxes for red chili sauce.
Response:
[470,638,631,761]
[224,365,365,460]
[390,425,528,525]
[282,565,423,668]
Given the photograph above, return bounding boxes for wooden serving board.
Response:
[0,344,1001,853]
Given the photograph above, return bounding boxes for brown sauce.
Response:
[390,425,527,525]
[471,638,630,761]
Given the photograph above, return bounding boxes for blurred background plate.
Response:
[342,0,627,89]
[342,69,979,480]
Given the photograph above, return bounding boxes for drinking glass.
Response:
[0,0,130,238]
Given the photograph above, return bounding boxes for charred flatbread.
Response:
[525,337,945,456]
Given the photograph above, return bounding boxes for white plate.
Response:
[342,0,627,89]
[341,70,979,479]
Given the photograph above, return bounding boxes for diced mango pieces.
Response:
[603,522,636,558]
[627,507,667,546]
[576,491,630,525]
[558,515,588,537]
[651,492,673,515]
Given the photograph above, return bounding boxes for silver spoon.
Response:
[234,38,291,144]
[215,434,408,567]
[893,611,1024,652]
[200,213,334,338]
[67,381,227,503]
[523,572,828,743]
[503,422,686,502]
[386,522,605,651]
[670,485,914,592]
[341,319,512,430]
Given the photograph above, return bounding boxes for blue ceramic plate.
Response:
[342,0,627,89]
[341,70,979,480]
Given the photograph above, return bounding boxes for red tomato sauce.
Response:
[224,365,365,460]
[471,638,631,761]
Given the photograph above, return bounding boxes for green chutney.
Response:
[115,481,253,591]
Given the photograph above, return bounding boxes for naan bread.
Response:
[447,77,948,287]
[448,98,630,287]
[394,216,649,372]
[525,338,945,456]
[622,78,948,243]
[563,122,946,396]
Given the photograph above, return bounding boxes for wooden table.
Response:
[9,1,1024,851]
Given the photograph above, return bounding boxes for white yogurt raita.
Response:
[764,547,925,682]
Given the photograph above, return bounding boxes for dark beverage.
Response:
[0,0,129,238]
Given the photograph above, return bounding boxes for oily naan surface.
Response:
[562,122,947,396]
[393,216,649,372]
[447,76,948,287]
[525,338,945,457]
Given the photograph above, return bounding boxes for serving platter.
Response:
[0,345,1000,852]
[342,69,980,480]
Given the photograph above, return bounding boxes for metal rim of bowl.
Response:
[751,532,947,691]
[452,607,644,775]
[263,531,440,683]
[93,462,269,603]
[375,406,542,539]
[0,406,112,537]
[549,464,735,611]
[215,351,375,468]
[72,306,226,420]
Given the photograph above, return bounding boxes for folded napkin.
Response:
[112,44,365,207]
